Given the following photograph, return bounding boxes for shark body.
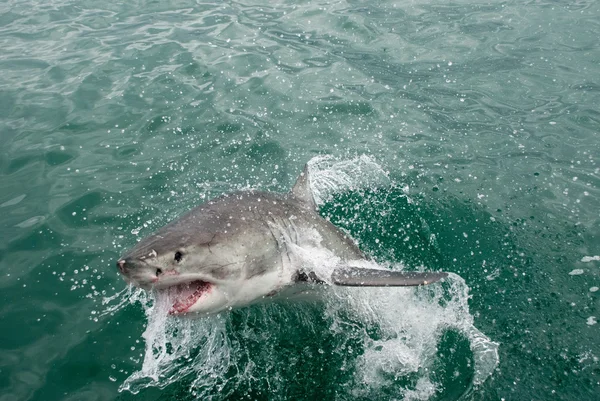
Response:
[117,166,447,315]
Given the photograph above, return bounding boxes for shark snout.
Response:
[116,258,131,274]
[116,257,164,288]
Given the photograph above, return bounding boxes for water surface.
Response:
[1,0,599,400]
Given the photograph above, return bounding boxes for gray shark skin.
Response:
[117,166,448,316]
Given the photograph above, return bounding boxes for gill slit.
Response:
[267,217,290,283]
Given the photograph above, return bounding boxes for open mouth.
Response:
[163,280,212,315]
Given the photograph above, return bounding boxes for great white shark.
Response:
[117,166,448,316]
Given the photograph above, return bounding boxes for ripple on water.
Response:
[0,1,599,400]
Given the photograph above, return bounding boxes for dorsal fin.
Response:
[291,164,317,210]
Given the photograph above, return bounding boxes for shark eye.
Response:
[156,268,162,276]
[174,251,183,263]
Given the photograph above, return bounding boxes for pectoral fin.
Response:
[332,267,448,287]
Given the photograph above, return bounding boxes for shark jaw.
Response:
[162,280,212,315]
[132,273,231,316]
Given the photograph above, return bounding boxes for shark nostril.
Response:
[156,268,163,276]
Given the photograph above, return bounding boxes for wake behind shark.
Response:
[117,165,448,316]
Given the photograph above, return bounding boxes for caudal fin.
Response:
[332,267,448,287]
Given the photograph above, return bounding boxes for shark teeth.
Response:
[167,280,212,315]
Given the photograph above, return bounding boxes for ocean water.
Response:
[0,0,599,400]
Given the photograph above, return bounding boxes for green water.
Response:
[1,0,599,400]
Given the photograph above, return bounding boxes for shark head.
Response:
[117,228,239,315]
[116,192,295,316]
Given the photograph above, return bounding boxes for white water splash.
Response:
[307,154,391,205]
[99,286,137,318]
[113,155,498,399]
[324,271,498,399]
[308,156,499,396]
[118,290,231,397]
